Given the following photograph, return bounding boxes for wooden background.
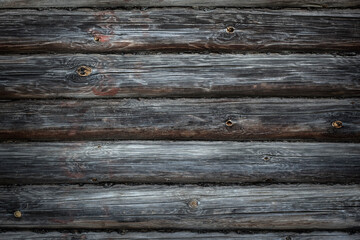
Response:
[0,0,359,239]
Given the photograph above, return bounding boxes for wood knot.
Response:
[226,26,235,33]
[77,66,92,77]
[225,120,233,127]
[263,156,270,161]
[14,210,22,218]
[188,199,199,209]
[332,120,343,129]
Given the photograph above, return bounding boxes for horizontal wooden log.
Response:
[1,0,359,8]
[0,184,359,230]
[0,231,359,239]
[0,98,359,141]
[0,9,359,53]
[0,141,359,184]
[1,54,360,99]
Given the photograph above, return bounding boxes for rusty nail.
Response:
[94,36,100,42]
[226,26,235,33]
[188,199,199,209]
[225,120,233,127]
[332,120,343,129]
[91,177,98,182]
[77,66,92,77]
[14,210,22,218]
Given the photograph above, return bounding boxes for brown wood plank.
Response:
[0,0,359,8]
[1,54,359,99]
[0,98,359,141]
[0,231,359,239]
[0,9,359,54]
[0,141,359,184]
[0,184,359,230]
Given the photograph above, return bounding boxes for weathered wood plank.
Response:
[0,98,359,141]
[1,54,360,99]
[0,9,359,53]
[0,184,359,230]
[0,231,359,239]
[1,0,359,8]
[1,141,359,184]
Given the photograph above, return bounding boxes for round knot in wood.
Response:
[332,120,343,129]
[188,199,199,209]
[225,120,233,127]
[77,66,92,77]
[14,210,22,218]
[226,26,235,33]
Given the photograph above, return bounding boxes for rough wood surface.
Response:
[1,0,359,8]
[0,9,359,54]
[0,231,359,239]
[0,98,359,141]
[0,184,359,230]
[1,54,360,99]
[0,141,359,184]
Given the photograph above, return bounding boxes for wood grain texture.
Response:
[0,184,359,230]
[1,54,360,99]
[0,98,359,141]
[0,141,359,184]
[0,9,359,54]
[1,0,359,8]
[0,231,359,239]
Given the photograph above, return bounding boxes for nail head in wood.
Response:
[188,199,199,209]
[226,26,235,33]
[94,36,100,42]
[77,66,92,77]
[332,120,343,129]
[14,210,22,218]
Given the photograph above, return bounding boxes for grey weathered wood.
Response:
[0,9,359,54]
[0,141,359,184]
[1,54,360,99]
[1,0,359,8]
[0,231,359,239]
[0,98,359,141]
[0,184,359,229]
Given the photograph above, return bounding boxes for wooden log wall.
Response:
[0,0,359,239]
